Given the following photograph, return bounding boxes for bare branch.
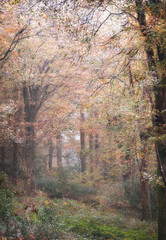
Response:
[0,24,30,61]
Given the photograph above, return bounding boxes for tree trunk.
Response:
[156,141,166,240]
[95,133,99,166]
[13,142,18,185]
[80,111,86,172]
[23,83,39,195]
[122,148,132,198]
[48,138,53,170]
[89,133,94,173]
[0,146,5,171]
[135,1,166,237]
[139,143,151,220]
[56,131,62,168]
[24,125,36,195]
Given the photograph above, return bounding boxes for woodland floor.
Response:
[1,192,157,240]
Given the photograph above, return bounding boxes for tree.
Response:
[80,109,86,172]
[134,1,166,237]
[55,0,166,235]
[56,130,62,168]
[48,138,53,170]
[0,1,164,237]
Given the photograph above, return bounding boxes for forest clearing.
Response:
[0,0,166,239]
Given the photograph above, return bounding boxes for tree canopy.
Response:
[0,0,166,239]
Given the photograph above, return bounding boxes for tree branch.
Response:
[0,24,29,61]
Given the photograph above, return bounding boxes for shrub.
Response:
[33,205,64,239]
[36,176,62,197]
[69,182,96,199]
[36,170,96,200]
[0,187,15,237]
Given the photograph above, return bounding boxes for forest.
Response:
[0,0,166,239]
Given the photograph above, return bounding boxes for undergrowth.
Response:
[0,193,157,240]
